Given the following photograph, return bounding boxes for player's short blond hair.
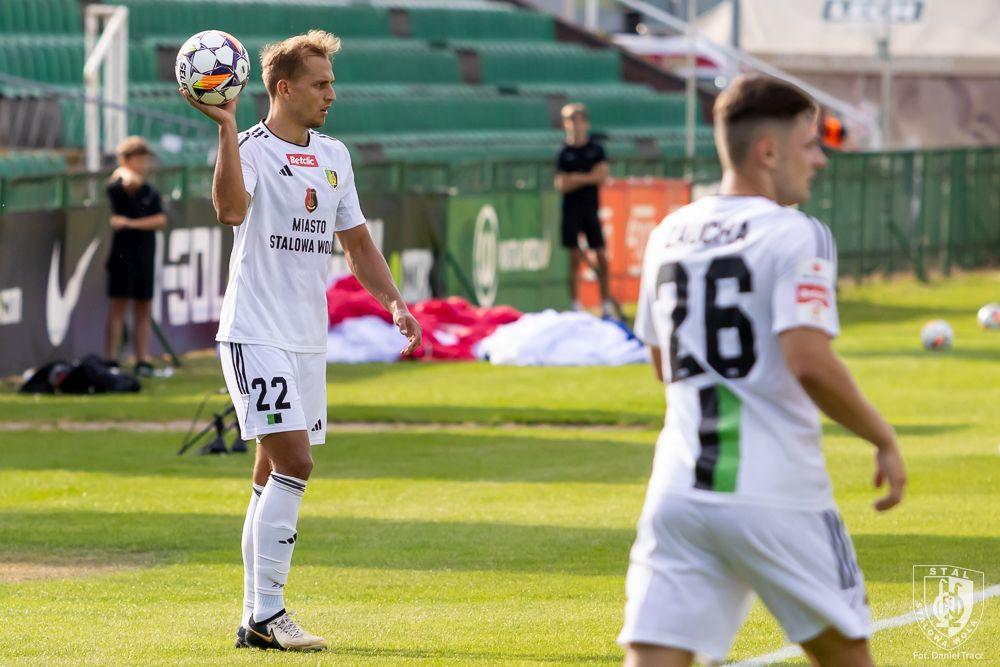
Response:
[115,135,152,158]
[561,103,588,120]
[260,30,341,98]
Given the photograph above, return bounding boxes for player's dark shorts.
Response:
[561,209,605,250]
[106,254,154,300]
[106,229,155,300]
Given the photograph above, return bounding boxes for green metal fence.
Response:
[802,147,1000,280]
[1,148,996,282]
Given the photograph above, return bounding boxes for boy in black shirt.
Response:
[104,136,167,376]
[554,103,612,315]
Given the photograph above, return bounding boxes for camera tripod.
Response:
[177,390,248,456]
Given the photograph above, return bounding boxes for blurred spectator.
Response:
[104,136,166,376]
[554,103,613,315]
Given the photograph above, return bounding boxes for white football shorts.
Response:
[618,493,872,662]
[219,342,327,445]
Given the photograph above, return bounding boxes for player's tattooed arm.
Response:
[178,88,248,225]
[336,224,422,355]
[780,327,906,511]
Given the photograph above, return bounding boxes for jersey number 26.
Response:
[656,255,757,381]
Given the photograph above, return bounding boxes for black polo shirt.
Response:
[106,180,162,269]
[555,139,607,221]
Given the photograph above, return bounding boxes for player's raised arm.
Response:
[179,89,250,226]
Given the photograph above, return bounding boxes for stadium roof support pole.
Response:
[584,0,599,31]
[879,1,893,147]
[612,0,884,149]
[562,0,575,22]
[84,5,129,173]
[685,0,696,162]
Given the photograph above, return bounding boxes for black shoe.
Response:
[134,361,154,377]
[244,610,285,651]
[234,625,249,648]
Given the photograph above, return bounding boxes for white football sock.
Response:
[240,483,264,627]
[252,472,306,623]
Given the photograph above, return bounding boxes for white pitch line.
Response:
[728,583,1000,666]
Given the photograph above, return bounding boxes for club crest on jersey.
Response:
[304,188,318,213]
[325,169,338,189]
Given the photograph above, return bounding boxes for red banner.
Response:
[577,178,691,307]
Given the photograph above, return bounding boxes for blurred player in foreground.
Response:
[619,75,906,667]
[182,30,420,651]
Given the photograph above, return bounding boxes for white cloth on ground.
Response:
[326,316,407,363]
[476,310,648,366]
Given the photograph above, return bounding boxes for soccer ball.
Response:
[920,319,953,351]
[175,30,250,106]
[977,303,1000,330]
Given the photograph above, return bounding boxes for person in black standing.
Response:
[104,136,167,376]
[554,103,612,315]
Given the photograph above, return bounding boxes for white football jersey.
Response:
[216,121,366,353]
[635,195,840,510]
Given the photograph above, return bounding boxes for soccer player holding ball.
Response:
[180,30,421,651]
[619,75,907,667]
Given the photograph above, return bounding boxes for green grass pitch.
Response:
[1,271,997,665]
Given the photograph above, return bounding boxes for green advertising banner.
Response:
[349,193,447,302]
[444,191,570,312]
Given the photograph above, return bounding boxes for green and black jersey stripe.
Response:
[694,385,741,493]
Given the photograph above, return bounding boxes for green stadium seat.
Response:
[575,94,699,128]
[334,49,462,85]
[465,43,621,85]
[333,83,498,100]
[323,97,551,136]
[370,0,500,9]
[0,151,68,176]
[128,44,159,82]
[512,82,658,99]
[0,0,79,34]
[406,8,554,42]
[112,1,393,39]
[0,3,18,33]
[0,150,67,213]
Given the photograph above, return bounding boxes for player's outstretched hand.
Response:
[179,87,238,126]
[393,306,422,356]
[872,442,906,512]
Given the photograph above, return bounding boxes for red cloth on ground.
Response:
[327,275,392,326]
[326,277,521,360]
[410,297,521,360]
